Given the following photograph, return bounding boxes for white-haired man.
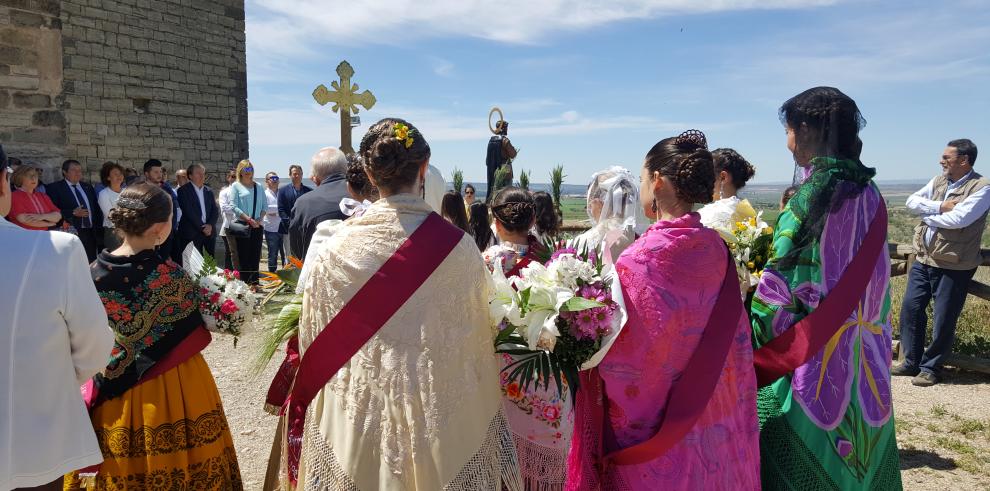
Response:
[288,147,350,258]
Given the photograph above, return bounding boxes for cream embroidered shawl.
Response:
[296,194,522,490]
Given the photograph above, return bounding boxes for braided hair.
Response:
[491,186,535,233]
[644,129,715,205]
[359,118,431,193]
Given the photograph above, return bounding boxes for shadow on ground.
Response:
[899,449,958,471]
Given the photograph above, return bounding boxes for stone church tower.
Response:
[0,0,248,183]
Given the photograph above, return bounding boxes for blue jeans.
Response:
[898,261,976,375]
[265,231,286,272]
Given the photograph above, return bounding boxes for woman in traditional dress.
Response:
[567,130,760,490]
[289,118,521,490]
[568,166,639,273]
[66,182,242,490]
[697,148,757,239]
[750,87,901,489]
[481,187,569,491]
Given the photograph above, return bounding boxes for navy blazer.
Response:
[46,179,103,232]
[288,175,348,259]
[176,183,219,241]
[277,183,312,235]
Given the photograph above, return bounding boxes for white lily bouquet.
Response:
[182,243,257,345]
[728,212,774,290]
[490,245,626,399]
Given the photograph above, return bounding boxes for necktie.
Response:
[73,185,92,228]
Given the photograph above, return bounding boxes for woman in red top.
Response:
[6,165,61,230]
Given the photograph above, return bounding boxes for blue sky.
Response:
[244,0,990,185]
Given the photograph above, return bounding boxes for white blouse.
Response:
[97,187,121,228]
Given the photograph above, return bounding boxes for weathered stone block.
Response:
[12,92,50,108]
[0,74,39,90]
[0,89,8,107]
[32,109,65,127]
[9,10,46,28]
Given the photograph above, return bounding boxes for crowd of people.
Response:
[1,85,988,491]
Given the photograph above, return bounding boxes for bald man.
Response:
[288,147,350,258]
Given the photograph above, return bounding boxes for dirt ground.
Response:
[204,325,990,490]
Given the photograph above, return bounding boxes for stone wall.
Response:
[0,0,247,183]
[0,1,66,180]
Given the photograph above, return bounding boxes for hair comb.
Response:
[116,197,147,210]
[674,129,708,150]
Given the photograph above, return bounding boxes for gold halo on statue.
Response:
[489,107,505,135]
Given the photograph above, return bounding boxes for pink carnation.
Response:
[220,299,239,315]
[210,292,222,304]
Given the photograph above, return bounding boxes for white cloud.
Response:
[724,6,990,88]
[246,0,841,59]
[430,57,455,77]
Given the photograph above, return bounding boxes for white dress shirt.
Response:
[0,218,114,489]
[218,185,236,237]
[193,183,208,223]
[906,172,990,246]
[263,188,281,233]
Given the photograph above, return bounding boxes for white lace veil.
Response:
[585,166,638,229]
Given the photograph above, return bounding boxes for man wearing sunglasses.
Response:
[263,171,287,271]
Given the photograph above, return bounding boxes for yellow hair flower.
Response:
[747,261,756,270]
[393,123,415,148]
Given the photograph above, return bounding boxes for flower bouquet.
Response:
[728,213,774,290]
[182,244,257,345]
[490,245,625,400]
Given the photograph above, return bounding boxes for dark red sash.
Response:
[264,334,300,415]
[603,248,742,466]
[81,326,212,410]
[752,202,887,387]
[284,212,464,484]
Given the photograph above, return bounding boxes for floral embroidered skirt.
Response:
[65,354,243,490]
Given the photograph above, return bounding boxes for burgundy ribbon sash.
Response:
[602,249,742,467]
[81,326,212,410]
[752,202,887,387]
[284,212,464,484]
[264,334,300,415]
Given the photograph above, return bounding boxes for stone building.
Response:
[0,0,247,183]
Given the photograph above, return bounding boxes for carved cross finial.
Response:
[313,61,377,154]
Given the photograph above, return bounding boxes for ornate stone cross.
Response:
[313,61,377,154]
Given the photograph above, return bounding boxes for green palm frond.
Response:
[518,169,531,190]
[252,293,302,375]
[549,164,566,206]
[452,167,464,194]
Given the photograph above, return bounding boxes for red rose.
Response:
[542,405,561,422]
[220,299,239,315]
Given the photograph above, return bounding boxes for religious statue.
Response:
[313,61,376,154]
[486,107,518,201]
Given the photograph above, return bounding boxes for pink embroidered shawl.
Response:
[567,212,760,490]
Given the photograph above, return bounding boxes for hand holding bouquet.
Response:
[490,245,625,400]
[729,212,774,290]
[182,244,257,344]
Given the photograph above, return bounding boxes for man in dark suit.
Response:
[144,159,182,263]
[46,159,103,261]
[277,164,311,247]
[176,163,219,260]
[288,147,349,259]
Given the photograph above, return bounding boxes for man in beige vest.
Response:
[894,139,989,386]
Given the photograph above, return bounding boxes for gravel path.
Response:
[203,324,281,490]
[205,324,990,490]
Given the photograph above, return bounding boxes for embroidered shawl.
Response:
[296,194,522,490]
[90,250,203,400]
[568,213,760,490]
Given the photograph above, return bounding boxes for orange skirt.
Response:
[65,353,242,490]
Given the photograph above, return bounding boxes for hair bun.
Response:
[674,129,708,150]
